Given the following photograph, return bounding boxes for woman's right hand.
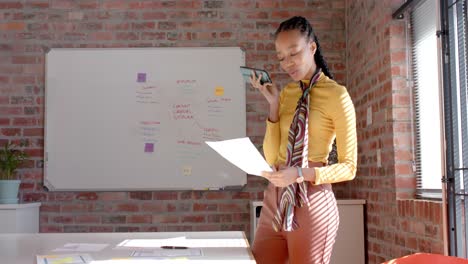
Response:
[249,71,279,105]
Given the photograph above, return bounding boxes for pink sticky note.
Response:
[137,73,146,83]
[144,143,154,153]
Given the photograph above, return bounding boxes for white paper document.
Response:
[115,237,187,249]
[131,248,202,257]
[53,243,109,252]
[36,253,93,264]
[205,137,272,176]
[116,238,246,249]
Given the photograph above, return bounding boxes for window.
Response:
[410,0,445,198]
[409,0,468,256]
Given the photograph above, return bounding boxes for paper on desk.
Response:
[115,237,187,249]
[205,137,272,176]
[53,243,109,252]
[36,253,93,264]
[131,248,202,257]
[115,238,246,249]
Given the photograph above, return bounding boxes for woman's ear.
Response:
[310,41,317,56]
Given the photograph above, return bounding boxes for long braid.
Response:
[313,35,334,80]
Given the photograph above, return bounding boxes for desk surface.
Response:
[0,231,256,264]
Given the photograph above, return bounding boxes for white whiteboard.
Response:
[45,47,246,191]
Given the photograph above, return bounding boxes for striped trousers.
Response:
[252,182,339,264]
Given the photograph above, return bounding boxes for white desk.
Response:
[0,203,40,233]
[0,231,256,264]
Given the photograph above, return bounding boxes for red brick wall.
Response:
[342,0,445,262]
[0,0,346,240]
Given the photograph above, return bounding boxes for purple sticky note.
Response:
[144,143,154,153]
[137,73,146,83]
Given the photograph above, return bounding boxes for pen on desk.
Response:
[161,246,188,249]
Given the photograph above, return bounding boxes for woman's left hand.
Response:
[261,167,297,187]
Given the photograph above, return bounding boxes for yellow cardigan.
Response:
[263,73,357,185]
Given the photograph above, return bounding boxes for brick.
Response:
[76,192,98,201]
[1,128,21,136]
[193,203,217,211]
[40,225,63,232]
[11,56,37,64]
[90,226,113,232]
[158,22,177,30]
[180,191,203,200]
[231,0,254,8]
[0,22,25,30]
[116,226,140,232]
[153,215,179,224]
[23,128,43,137]
[116,32,139,40]
[24,148,43,158]
[75,215,100,224]
[102,215,126,224]
[205,191,228,200]
[141,32,166,40]
[115,203,139,212]
[128,215,152,224]
[19,182,34,190]
[132,22,155,30]
[204,0,224,8]
[52,215,73,224]
[98,192,127,200]
[129,191,152,200]
[207,214,232,223]
[165,225,193,232]
[13,76,35,84]
[22,192,47,202]
[219,203,245,212]
[12,117,37,126]
[48,192,74,201]
[62,204,89,213]
[280,0,306,8]
[233,213,249,222]
[231,192,251,199]
[256,0,280,8]
[142,12,167,20]
[64,226,89,232]
[193,225,219,231]
[153,191,178,200]
[395,176,416,189]
[246,11,268,19]
[68,11,84,20]
[141,203,166,212]
[395,164,413,176]
[141,226,159,232]
[182,215,205,223]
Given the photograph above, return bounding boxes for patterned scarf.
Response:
[272,68,322,232]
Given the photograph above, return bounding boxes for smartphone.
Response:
[240,66,272,85]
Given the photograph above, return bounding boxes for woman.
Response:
[250,16,357,264]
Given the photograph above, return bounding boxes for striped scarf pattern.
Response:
[272,69,322,232]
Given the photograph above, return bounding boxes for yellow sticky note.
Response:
[214,86,224,96]
[183,166,192,176]
[51,257,74,264]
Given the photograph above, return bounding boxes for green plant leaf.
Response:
[0,142,28,180]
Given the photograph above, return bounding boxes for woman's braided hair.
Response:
[275,16,338,165]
